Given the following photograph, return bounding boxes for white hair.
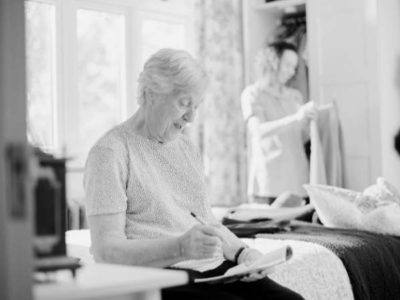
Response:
[137,48,208,106]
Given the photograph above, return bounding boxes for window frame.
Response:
[62,0,131,169]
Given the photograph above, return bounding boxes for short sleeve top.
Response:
[241,83,309,197]
[83,116,224,271]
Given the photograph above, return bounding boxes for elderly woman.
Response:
[84,48,303,300]
[241,42,317,205]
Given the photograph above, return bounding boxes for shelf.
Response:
[252,0,306,11]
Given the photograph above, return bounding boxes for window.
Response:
[75,8,127,167]
[141,16,187,65]
[25,1,57,152]
[25,0,194,213]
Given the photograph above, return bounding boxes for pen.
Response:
[190,212,207,225]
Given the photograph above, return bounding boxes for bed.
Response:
[66,223,400,300]
[243,236,354,300]
[254,223,400,300]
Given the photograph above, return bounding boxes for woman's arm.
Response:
[217,225,248,261]
[247,114,299,139]
[242,88,299,139]
[217,225,263,264]
[248,101,316,140]
[88,212,223,268]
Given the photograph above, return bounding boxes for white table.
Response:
[34,263,188,300]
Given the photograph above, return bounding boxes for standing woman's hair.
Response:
[137,48,208,106]
[254,41,297,78]
[268,41,297,59]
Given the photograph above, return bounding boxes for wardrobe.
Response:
[243,0,400,191]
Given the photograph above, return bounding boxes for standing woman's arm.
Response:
[241,88,306,140]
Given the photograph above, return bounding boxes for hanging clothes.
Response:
[275,12,306,42]
[273,12,309,103]
[309,119,327,185]
[272,13,312,164]
[310,103,344,187]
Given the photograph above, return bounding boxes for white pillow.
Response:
[305,181,400,236]
[379,177,400,204]
[360,203,400,236]
[303,184,362,229]
[363,177,400,207]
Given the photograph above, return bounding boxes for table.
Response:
[34,263,188,300]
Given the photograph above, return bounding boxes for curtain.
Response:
[193,0,246,206]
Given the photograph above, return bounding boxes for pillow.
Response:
[360,203,400,236]
[305,181,400,236]
[377,177,400,201]
[303,184,362,229]
[363,177,400,206]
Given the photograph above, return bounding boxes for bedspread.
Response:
[259,223,400,300]
[243,238,354,300]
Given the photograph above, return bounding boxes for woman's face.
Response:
[277,49,298,85]
[145,90,203,143]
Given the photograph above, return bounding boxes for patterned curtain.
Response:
[193,0,247,206]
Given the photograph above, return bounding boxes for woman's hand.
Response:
[212,226,272,282]
[238,248,273,282]
[238,248,264,266]
[178,225,223,260]
[295,101,317,121]
[216,225,248,262]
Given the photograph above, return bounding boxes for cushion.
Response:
[360,204,400,235]
[363,177,400,206]
[304,179,400,236]
[303,184,362,229]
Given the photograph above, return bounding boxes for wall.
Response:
[308,0,381,190]
[378,0,400,190]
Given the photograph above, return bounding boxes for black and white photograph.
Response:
[1,0,400,299]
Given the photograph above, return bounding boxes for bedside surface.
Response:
[34,263,188,300]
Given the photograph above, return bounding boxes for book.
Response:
[194,245,293,284]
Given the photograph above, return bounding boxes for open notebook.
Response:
[195,245,292,284]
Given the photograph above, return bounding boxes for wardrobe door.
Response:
[0,1,33,299]
[308,0,379,190]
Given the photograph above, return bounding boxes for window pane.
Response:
[141,18,186,65]
[76,9,126,163]
[25,1,57,152]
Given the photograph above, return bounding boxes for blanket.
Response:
[260,223,400,300]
